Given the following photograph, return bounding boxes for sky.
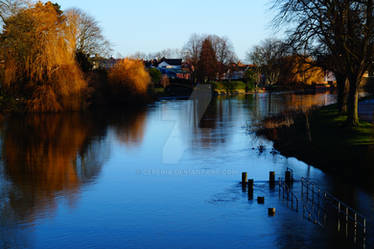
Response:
[57,0,282,61]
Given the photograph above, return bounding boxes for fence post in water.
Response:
[257,196,265,204]
[269,171,275,183]
[363,218,367,235]
[248,179,254,191]
[242,172,247,184]
[247,179,254,200]
[247,179,254,199]
[268,208,276,216]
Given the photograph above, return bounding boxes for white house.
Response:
[157,58,182,70]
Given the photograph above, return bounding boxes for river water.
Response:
[0,92,373,249]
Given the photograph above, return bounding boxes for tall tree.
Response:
[209,35,237,79]
[273,0,374,126]
[247,39,286,85]
[198,38,218,83]
[183,34,203,84]
[65,8,111,71]
[0,1,88,111]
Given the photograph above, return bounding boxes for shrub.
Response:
[108,58,151,101]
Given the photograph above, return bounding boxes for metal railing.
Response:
[278,177,298,211]
[301,177,367,247]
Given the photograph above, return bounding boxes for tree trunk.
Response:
[335,73,347,113]
[347,75,360,126]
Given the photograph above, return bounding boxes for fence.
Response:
[301,177,367,248]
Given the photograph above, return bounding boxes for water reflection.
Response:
[0,109,148,248]
[0,92,373,249]
[1,114,104,219]
[108,109,147,147]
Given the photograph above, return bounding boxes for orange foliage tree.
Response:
[0,1,89,112]
[107,58,151,102]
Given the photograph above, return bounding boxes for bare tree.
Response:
[209,35,237,79]
[153,48,181,59]
[273,0,374,126]
[247,39,287,85]
[182,34,203,83]
[65,8,111,57]
[0,0,25,25]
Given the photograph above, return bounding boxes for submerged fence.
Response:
[301,177,367,248]
[240,171,369,248]
[278,177,298,211]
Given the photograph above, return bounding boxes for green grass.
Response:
[311,105,374,146]
[210,81,255,94]
[257,102,374,181]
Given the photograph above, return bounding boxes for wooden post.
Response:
[269,171,275,183]
[268,208,276,216]
[242,172,247,184]
[248,190,253,200]
[248,179,254,190]
[257,196,265,204]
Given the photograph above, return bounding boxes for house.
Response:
[157,58,182,70]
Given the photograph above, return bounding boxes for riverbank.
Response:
[256,101,374,186]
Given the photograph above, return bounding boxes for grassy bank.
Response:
[211,81,256,95]
[256,104,374,186]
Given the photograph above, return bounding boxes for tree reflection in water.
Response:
[0,108,147,248]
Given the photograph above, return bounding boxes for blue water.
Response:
[0,93,373,249]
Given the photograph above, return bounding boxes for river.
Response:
[0,92,373,249]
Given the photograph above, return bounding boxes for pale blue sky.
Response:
[57,0,281,60]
